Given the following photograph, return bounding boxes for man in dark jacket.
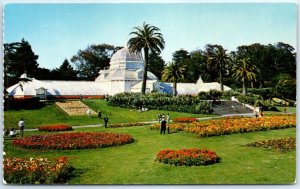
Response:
[160,116,167,134]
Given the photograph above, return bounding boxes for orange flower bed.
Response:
[38,124,73,132]
[13,132,134,150]
[172,117,198,123]
[156,148,220,166]
[3,156,73,184]
[246,137,296,152]
[150,115,296,137]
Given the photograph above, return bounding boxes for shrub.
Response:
[245,137,296,152]
[107,93,213,114]
[4,97,44,110]
[13,132,134,150]
[3,156,74,184]
[38,124,73,132]
[156,148,220,166]
[221,90,241,100]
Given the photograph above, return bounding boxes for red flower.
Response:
[38,124,73,132]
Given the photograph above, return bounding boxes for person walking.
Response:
[103,115,109,128]
[160,116,167,134]
[18,118,25,137]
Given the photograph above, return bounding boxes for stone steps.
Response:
[212,101,253,116]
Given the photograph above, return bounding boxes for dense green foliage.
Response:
[70,44,121,80]
[4,39,39,87]
[107,93,213,114]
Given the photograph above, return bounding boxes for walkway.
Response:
[23,113,256,132]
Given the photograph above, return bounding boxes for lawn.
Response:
[4,99,214,129]
[3,126,296,184]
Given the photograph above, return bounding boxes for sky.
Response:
[4,2,297,69]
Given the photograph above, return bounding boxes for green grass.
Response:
[4,99,214,129]
[4,126,296,184]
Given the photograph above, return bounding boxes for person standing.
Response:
[18,119,25,137]
[98,110,102,119]
[160,116,167,134]
[166,113,170,123]
[103,115,109,128]
[86,109,91,118]
[157,114,161,123]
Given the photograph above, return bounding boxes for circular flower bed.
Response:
[245,137,296,152]
[13,132,134,150]
[156,148,220,166]
[38,124,73,132]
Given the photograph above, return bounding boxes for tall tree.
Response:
[172,49,192,82]
[4,39,39,87]
[148,52,165,80]
[206,44,231,91]
[71,44,117,80]
[162,61,187,96]
[128,22,165,94]
[51,59,78,80]
[232,57,257,95]
[189,50,207,83]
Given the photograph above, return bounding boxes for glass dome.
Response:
[110,47,143,63]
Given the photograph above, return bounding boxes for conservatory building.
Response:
[6,47,231,99]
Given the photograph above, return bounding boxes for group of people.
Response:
[254,107,264,118]
[158,113,170,134]
[4,118,25,138]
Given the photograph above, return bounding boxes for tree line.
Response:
[4,35,296,100]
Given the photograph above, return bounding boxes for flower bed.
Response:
[245,137,296,152]
[172,117,198,123]
[156,148,220,166]
[3,156,74,184]
[109,122,151,128]
[38,124,73,132]
[13,132,134,150]
[55,101,96,116]
[150,115,296,138]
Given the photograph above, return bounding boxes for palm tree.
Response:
[128,22,165,94]
[207,45,231,91]
[232,57,257,95]
[162,61,186,96]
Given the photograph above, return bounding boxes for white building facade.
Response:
[7,47,231,99]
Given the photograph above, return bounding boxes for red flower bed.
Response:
[156,148,220,166]
[172,117,198,123]
[3,156,74,184]
[13,132,134,150]
[38,124,73,132]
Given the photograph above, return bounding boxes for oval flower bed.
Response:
[38,124,73,132]
[245,137,296,152]
[156,148,220,166]
[12,132,134,150]
[3,156,74,184]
